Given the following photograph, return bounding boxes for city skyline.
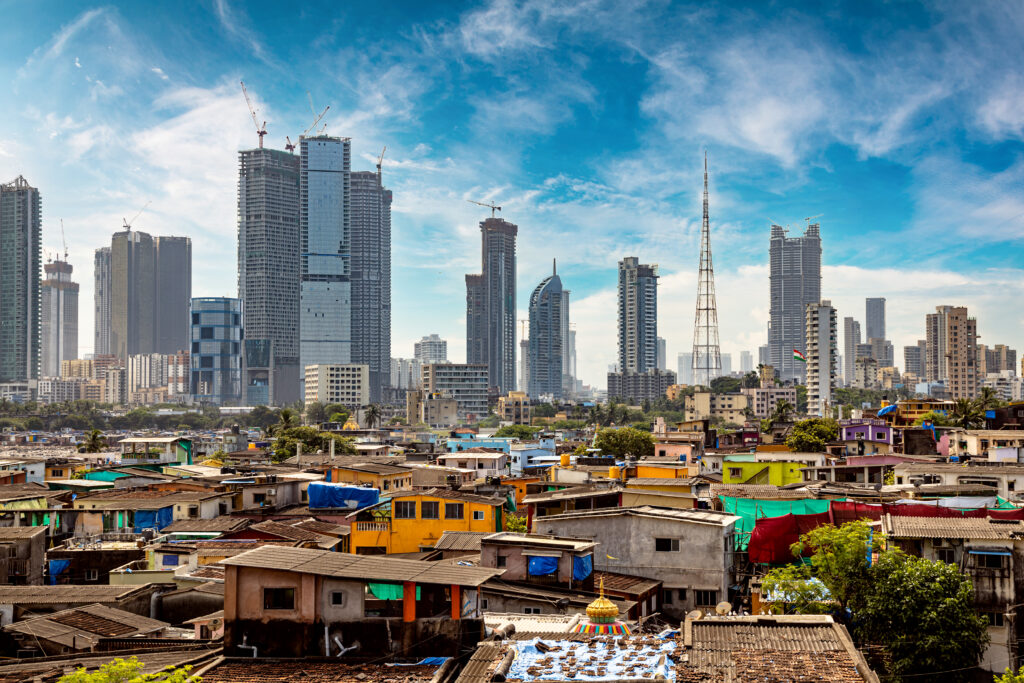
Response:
[1,2,1022,388]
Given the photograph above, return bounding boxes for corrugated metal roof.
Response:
[4,603,169,648]
[434,531,492,551]
[882,514,1024,539]
[0,585,147,604]
[164,518,251,533]
[0,526,46,538]
[220,545,503,586]
[0,645,220,681]
[536,505,740,526]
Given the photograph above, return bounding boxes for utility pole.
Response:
[692,152,722,388]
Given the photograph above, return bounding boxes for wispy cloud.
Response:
[211,0,275,67]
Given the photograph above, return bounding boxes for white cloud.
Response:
[151,67,169,81]
[22,8,105,71]
[978,77,1024,140]
[212,0,275,66]
[74,57,81,68]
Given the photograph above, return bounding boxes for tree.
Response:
[785,417,838,452]
[58,657,199,683]
[996,666,1024,683]
[593,427,654,459]
[913,410,953,427]
[770,400,794,425]
[977,386,1003,412]
[494,424,540,439]
[788,521,874,612]
[505,513,528,533]
[329,411,350,424]
[271,426,355,462]
[363,404,382,430]
[83,429,106,453]
[268,408,299,436]
[710,376,742,394]
[860,551,988,680]
[305,402,327,425]
[795,384,808,413]
[533,404,557,418]
[950,397,984,429]
[742,371,760,389]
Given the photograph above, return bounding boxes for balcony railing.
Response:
[355,522,390,532]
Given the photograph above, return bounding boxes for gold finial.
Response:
[586,577,619,623]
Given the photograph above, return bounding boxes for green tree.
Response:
[58,657,199,683]
[364,404,382,430]
[742,371,760,389]
[785,417,839,452]
[505,513,528,533]
[770,399,794,425]
[913,410,953,427]
[533,403,557,418]
[787,521,875,612]
[795,384,808,413]
[271,426,355,461]
[494,424,540,439]
[593,427,654,458]
[268,408,299,436]
[329,411,350,424]
[950,397,984,429]
[710,376,742,394]
[305,401,327,425]
[83,429,106,453]
[995,666,1024,683]
[977,386,1003,412]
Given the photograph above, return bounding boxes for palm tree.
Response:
[83,429,106,453]
[770,400,794,425]
[364,404,381,430]
[950,398,983,430]
[268,408,298,436]
[976,387,1001,413]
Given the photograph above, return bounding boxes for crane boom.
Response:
[240,81,267,148]
[122,201,151,231]
[468,199,501,217]
[60,219,68,261]
[805,213,824,224]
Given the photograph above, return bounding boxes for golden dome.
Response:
[586,578,619,622]
[342,414,361,431]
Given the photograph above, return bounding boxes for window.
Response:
[330,591,345,606]
[253,493,266,505]
[445,503,464,519]
[655,538,680,552]
[937,548,955,564]
[84,569,98,581]
[394,501,416,519]
[200,327,214,339]
[496,556,507,568]
[876,432,886,440]
[51,469,63,478]
[695,590,719,606]
[1011,481,1017,492]
[977,553,1007,569]
[481,598,489,610]
[264,588,295,610]
[523,607,542,615]
[985,611,1006,627]
[728,468,742,478]
[661,589,673,604]
[162,554,180,567]
[219,503,228,515]
[188,506,199,518]
[677,589,687,601]
[421,501,439,519]
[473,510,486,521]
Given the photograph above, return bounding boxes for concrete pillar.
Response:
[451,585,461,620]
[403,581,416,622]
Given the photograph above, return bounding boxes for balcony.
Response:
[355,521,390,532]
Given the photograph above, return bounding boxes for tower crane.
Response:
[60,219,68,261]
[805,213,823,225]
[240,81,267,149]
[302,91,330,137]
[376,146,386,177]
[468,199,501,217]
[123,201,151,231]
[285,136,295,153]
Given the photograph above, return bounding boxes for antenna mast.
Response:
[692,152,722,388]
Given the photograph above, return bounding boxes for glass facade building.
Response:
[190,297,243,405]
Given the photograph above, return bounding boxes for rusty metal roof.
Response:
[882,514,1024,540]
[433,530,492,551]
[198,658,441,683]
[0,585,150,604]
[220,545,503,586]
[164,518,251,533]
[3,603,169,649]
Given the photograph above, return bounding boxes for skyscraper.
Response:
[768,223,821,383]
[925,305,955,382]
[865,297,886,341]
[528,261,564,399]
[843,317,861,385]
[108,229,191,361]
[720,353,732,377]
[237,146,301,405]
[94,247,111,356]
[561,290,574,396]
[617,257,658,374]
[805,300,837,416]
[190,297,243,405]
[0,176,41,383]
[904,340,926,377]
[692,155,722,388]
[740,350,753,373]
[945,306,978,399]
[656,337,667,372]
[677,352,694,385]
[299,135,352,388]
[349,168,391,404]
[465,216,517,393]
[414,334,448,364]
[40,260,78,378]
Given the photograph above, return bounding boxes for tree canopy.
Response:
[494,424,540,439]
[785,417,839,452]
[271,426,355,461]
[593,427,655,458]
[58,657,198,683]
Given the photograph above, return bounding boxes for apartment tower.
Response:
[617,256,659,374]
[528,261,565,399]
[768,223,821,382]
[94,247,112,355]
[40,260,79,378]
[465,216,518,393]
[0,176,41,382]
[805,300,837,416]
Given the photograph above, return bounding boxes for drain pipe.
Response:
[333,635,358,657]
[238,634,257,658]
[324,625,330,656]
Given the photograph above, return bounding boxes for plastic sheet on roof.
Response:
[528,556,559,576]
[505,638,677,681]
[307,482,379,510]
[718,496,836,550]
[573,554,593,581]
[890,496,1013,509]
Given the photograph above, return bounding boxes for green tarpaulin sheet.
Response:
[368,583,420,600]
[719,495,838,550]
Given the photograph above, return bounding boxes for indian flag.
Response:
[793,349,807,363]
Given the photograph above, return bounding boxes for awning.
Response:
[968,550,1012,556]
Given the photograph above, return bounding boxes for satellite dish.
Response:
[686,609,703,621]
[715,601,732,615]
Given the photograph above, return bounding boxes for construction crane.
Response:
[302,91,330,137]
[285,136,295,153]
[60,219,68,261]
[122,201,151,231]
[805,213,823,225]
[240,81,267,149]
[376,146,386,176]
[468,199,501,217]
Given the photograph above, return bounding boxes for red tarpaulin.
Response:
[748,501,1024,564]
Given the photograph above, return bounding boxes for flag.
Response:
[793,349,806,363]
[606,554,619,560]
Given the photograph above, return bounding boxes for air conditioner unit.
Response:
[266,488,276,496]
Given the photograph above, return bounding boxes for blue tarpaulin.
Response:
[308,482,380,510]
[528,556,559,576]
[134,506,173,533]
[48,559,70,584]
[573,554,593,581]
[876,404,897,417]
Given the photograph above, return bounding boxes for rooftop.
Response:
[881,514,1024,540]
[0,525,46,539]
[220,545,503,586]
[332,462,412,475]
[433,530,493,551]
[0,584,153,605]
[4,603,170,649]
[481,532,598,552]
[163,518,252,533]
[197,658,444,683]
[537,505,741,527]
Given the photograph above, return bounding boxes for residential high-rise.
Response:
[983,345,1017,375]
[519,326,530,397]
[465,216,517,393]
[867,337,894,368]
[865,297,886,341]
[190,297,243,406]
[390,358,421,391]
[40,260,78,378]
[304,364,369,410]
[768,223,821,383]
[237,146,301,405]
[349,168,391,404]
[528,261,564,399]
[566,326,577,395]
[414,334,448,364]
[740,350,753,374]
[805,300,837,416]
[843,317,861,386]
[0,176,41,383]
[617,257,658,374]
[421,363,489,420]
[925,305,955,382]
[720,353,732,377]
[692,154,722,387]
[94,247,111,356]
[944,306,978,399]
[561,291,574,396]
[656,338,667,372]
[299,135,352,393]
[108,229,191,361]
[758,344,769,366]
[904,340,927,377]
[677,352,694,385]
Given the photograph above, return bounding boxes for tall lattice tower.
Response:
[692,152,722,387]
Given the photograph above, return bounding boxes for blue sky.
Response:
[1,0,1022,387]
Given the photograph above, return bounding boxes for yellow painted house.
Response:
[329,463,413,493]
[722,460,806,486]
[348,488,504,555]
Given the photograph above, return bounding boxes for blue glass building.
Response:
[190,297,243,405]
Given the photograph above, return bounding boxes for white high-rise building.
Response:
[739,350,753,373]
[806,300,837,416]
[40,260,78,378]
[414,334,448,364]
[677,352,694,385]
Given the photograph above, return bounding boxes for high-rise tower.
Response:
[768,222,822,382]
[41,260,78,377]
[465,216,517,393]
[617,256,658,374]
[0,176,41,383]
[691,154,721,388]
[528,260,565,399]
[94,247,112,355]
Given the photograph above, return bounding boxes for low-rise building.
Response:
[304,364,370,410]
[3,604,173,656]
[684,391,750,424]
[437,451,509,478]
[0,526,46,585]
[422,363,489,421]
[497,391,531,424]
[478,532,597,590]
[838,419,894,456]
[328,462,412,492]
